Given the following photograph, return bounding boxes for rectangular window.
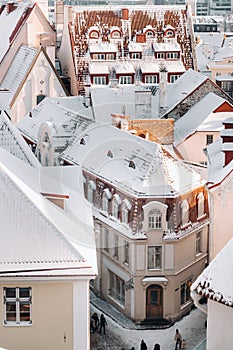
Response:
[206,134,213,145]
[180,278,192,306]
[119,76,132,84]
[93,76,106,85]
[124,241,129,265]
[148,210,162,229]
[167,52,178,59]
[108,271,125,306]
[196,232,201,255]
[106,53,115,60]
[170,74,180,83]
[92,53,105,60]
[103,227,109,253]
[148,246,162,269]
[145,75,158,84]
[114,234,119,259]
[4,287,31,325]
[157,53,164,59]
[131,52,140,59]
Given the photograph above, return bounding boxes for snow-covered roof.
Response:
[213,45,233,61]
[174,93,232,146]
[191,236,233,307]
[128,42,143,52]
[140,61,185,74]
[0,45,38,104]
[89,64,109,74]
[17,97,94,145]
[61,123,205,197]
[115,61,135,74]
[0,1,33,63]
[0,148,97,277]
[0,110,39,167]
[153,42,181,52]
[157,69,208,118]
[89,42,117,53]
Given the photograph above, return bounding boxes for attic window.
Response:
[107,150,113,158]
[80,137,86,145]
[129,160,136,169]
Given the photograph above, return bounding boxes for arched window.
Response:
[148,209,162,229]
[197,192,204,218]
[112,194,121,218]
[181,199,189,226]
[102,188,112,213]
[87,180,96,203]
[121,199,132,224]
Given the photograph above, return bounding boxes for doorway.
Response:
[146,284,163,319]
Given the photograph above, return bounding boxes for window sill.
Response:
[4,322,32,327]
[197,214,207,221]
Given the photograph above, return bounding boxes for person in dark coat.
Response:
[140,339,148,350]
[99,313,107,335]
[91,312,99,332]
[154,344,160,350]
[174,329,182,350]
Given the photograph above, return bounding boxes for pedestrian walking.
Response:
[99,313,107,335]
[154,343,160,350]
[174,329,182,350]
[91,312,99,332]
[140,339,148,350]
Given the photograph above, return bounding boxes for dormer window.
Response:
[129,160,135,169]
[87,180,96,203]
[181,199,189,227]
[107,150,113,158]
[121,199,132,224]
[102,188,112,213]
[142,201,168,232]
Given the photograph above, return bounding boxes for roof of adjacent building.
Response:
[0,148,97,277]
[0,1,34,63]
[60,122,205,197]
[0,110,40,167]
[174,92,233,146]
[191,236,233,307]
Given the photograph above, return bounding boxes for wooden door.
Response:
[146,285,163,319]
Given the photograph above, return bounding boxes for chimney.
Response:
[121,8,129,20]
[111,114,130,130]
[136,33,146,43]
[159,65,168,116]
[6,2,16,14]
[221,118,233,166]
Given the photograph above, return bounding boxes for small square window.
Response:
[206,134,213,145]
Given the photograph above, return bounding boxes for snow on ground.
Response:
[90,304,207,350]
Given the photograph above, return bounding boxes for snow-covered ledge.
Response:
[191,289,208,315]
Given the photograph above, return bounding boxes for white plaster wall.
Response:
[210,172,233,259]
[11,51,66,123]
[207,299,233,350]
[176,131,219,163]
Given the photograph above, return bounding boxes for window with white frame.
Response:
[103,226,109,253]
[148,246,162,269]
[119,76,132,84]
[108,270,125,306]
[145,75,158,84]
[157,53,164,59]
[93,76,106,85]
[4,287,32,325]
[148,209,162,229]
[197,192,205,218]
[102,190,110,213]
[112,195,121,218]
[170,74,180,83]
[87,180,96,203]
[167,52,178,59]
[180,278,192,306]
[92,53,105,60]
[114,234,119,259]
[121,199,131,224]
[131,52,141,59]
[181,199,189,227]
[106,53,115,60]
[124,241,129,265]
[196,232,201,255]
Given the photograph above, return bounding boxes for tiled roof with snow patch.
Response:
[0,45,37,102]
[0,110,39,167]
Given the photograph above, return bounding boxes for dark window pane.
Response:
[6,302,16,321]
[150,290,158,305]
[5,288,16,298]
[19,288,30,298]
[20,302,30,321]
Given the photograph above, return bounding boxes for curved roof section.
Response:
[61,123,205,197]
